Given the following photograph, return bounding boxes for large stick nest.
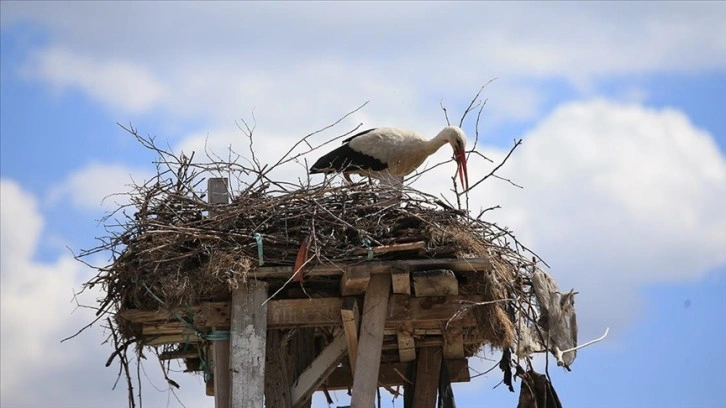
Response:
[73,94,560,406]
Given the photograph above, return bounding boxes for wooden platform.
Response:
[119,257,494,407]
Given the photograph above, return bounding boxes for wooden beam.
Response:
[340,269,371,296]
[194,295,481,329]
[143,333,201,346]
[411,347,442,408]
[412,269,459,297]
[213,340,230,407]
[397,323,416,363]
[252,258,491,279]
[291,331,347,408]
[340,298,360,372]
[323,358,470,390]
[229,281,268,408]
[132,295,483,346]
[387,295,479,325]
[352,241,426,256]
[350,274,391,408]
[443,322,465,359]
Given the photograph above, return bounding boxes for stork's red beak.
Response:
[455,149,469,191]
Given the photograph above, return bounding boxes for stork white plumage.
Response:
[309,126,469,190]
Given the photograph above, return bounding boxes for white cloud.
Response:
[47,162,152,212]
[24,47,166,114]
[469,99,726,336]
[0,179,212,407]
[4,2,725,126]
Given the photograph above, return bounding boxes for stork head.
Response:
[441,126,469,190]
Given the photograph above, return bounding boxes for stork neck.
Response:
[425,132,452,154]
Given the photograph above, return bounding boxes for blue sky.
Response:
[1,2,725,408]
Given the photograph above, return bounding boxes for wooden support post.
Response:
[208,178,230,407]
[230,281,268,408]
[350,273,391,408]
[391,264,411,295]
[397,323,416,362]
[213,340,231,406]
[411,347,442,408]
[291,330,348,407]
[443,322,465,359]
[265,330,292,408]
[341,298,360,372]
[291,329,315,408]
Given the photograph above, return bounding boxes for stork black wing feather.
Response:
[310,143,388,174]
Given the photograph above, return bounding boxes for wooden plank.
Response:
[159,347,200,360]
[443,322,465,359]
[412,269,459,297]
[340,269,371,296]
[207,178,229,209]
[252,258,491,279]
[229,281,268,408]
[119,309,178,323]
[269,298,344,328]
[391,264,411,295]
[397,323,416,362]
[352,241,426,256]
[213,339,231,408]
[411,347,442,408]
[199,302,231,328]
[384,332,486,351]
[143,333,201,346]
[264,330,292,408]
[135,295,482,345]
[142,321,188,335]
[387,295,480,324]
[291,331,347,408]
[291,329,315,408]
[323,358,470,390]
[195,295,479,329]
[340,298,360,372]
[350,274,391,408]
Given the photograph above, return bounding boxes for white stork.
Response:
[309,126,469,190]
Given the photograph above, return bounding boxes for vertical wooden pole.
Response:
[341,298,360,373]
[208,178,230,408]
[265,330,291,408]
[230,280,268,407]
[350,273,391,408]
[411,347,442,408]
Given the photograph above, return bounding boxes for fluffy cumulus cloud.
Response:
[1,180,81,401]
[47,162,153,212]
[0,179,211,407]
[4,2,725,126]
[25,47,166,114]
[470,100,726,334]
